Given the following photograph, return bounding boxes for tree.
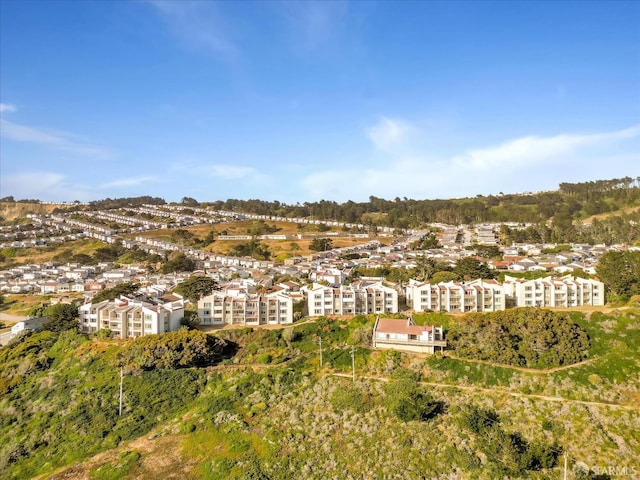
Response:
[383,369,442,422]
[473,245,501,259]
[181,196,198,206]
[430,271,460,284]
[180,310,201,330]
[161,253,196,273]
[175,276,217,302]
[596,250,640,298]
[454,257,495,280]
[40,304,79,334]
[309,238,333,252]
[92,282,140,303]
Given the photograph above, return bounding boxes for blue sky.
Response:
[1,0,639,203]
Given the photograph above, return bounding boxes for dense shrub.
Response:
[447,308,590,368]
[119,330,235,372]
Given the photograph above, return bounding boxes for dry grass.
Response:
[2,239,106,265]
[582,203,640,225]
[0,202,75,222]
[132,220,393,258]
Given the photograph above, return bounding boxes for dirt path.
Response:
[331,373,640,411]
[443,353,597,374]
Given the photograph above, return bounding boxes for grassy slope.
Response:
[0,202,77,222]
[132,220,392,258]
[4,309,635,480]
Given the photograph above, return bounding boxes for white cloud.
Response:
[100,176,159,189]
[0,118,111,159]
[454,125,640,170]
[366,116,415,151]
[0,172,92,202]
[149,1,237,58]
[0,104,16,114]
[301,125,640,201]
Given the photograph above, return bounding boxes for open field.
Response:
[1,239,107,266]
[132,220,393,258]
[581,201,640,225]
[0,202,77,223]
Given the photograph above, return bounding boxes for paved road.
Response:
[0,312,27,323]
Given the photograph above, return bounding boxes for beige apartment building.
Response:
[79,294,184,338]
[197,291,294,326]
[307,280,399,317]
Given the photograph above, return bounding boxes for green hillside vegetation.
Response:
[446,308,590,368]
[198,177,640,244]
[1,308,638,479]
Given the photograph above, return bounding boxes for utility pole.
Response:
[350,345,355,382]
[318,337,323,368]
[119,366,124,417]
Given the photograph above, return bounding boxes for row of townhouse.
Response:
[78,294,184,338]
[306,280,399,317]
[406,278,506,313]
[503,275,605,308]
[197,291,295,326]
[405,275,605,313]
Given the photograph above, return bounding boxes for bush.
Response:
[119,330,235,372]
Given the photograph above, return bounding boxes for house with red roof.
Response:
[372,316,446,354]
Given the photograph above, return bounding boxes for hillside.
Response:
[0,202,78,223]
[1,308,638,479]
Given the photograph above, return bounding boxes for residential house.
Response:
[372,316,446,354]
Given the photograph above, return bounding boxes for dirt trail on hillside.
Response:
[443,353,597,374]
[331,373,640,411]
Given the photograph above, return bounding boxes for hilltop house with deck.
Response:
[372,316,446,354]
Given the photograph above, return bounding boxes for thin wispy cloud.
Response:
[301,125,640,201]
[0,106,111,159]
[0,172,92,202]
[282,1,349,51]
[366,116,415,152]
[100,176,159,189]
[454,125,640,170]
[0,103,16,114]
[149,0,237,58]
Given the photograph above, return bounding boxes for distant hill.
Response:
[0,202,76,222]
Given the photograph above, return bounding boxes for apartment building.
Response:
[503,275,605,308]
[79,294,184,338]
[197,291,294,326]
[406,278,506,313]
[307,280,398,317]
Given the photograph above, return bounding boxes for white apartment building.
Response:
[307,280,398,317]
[197,291,294,326]
[406,278,506,313]
[79,294,184,339]
[503,275,605,308]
